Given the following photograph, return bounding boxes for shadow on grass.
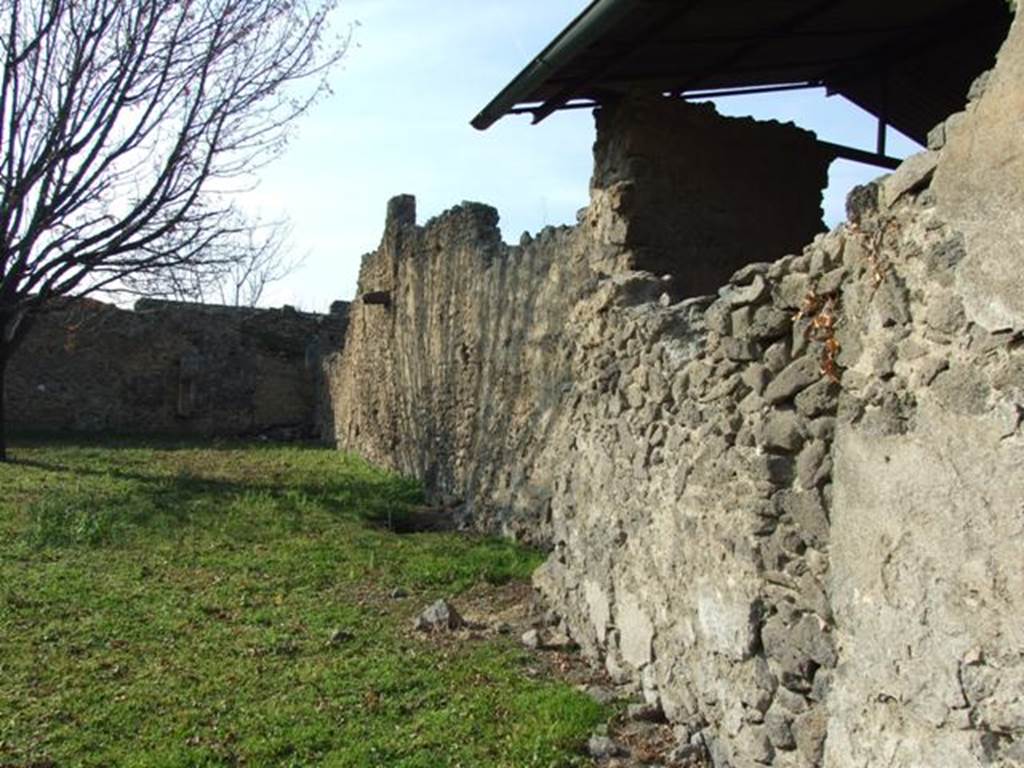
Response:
[7,435,544,605]
[8,438,425,546]
[8,428,328,453]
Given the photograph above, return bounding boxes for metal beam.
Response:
[508,82,826,118]
[876,69,889,156]
[818,140,901,170]
[670,0,844,95]
[562,56,862,90]
[511,99,905,170]
[679,81,825,100]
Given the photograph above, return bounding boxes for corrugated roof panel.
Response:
[472,0,1011,144]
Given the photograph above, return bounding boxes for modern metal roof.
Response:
[471,0,1011,163]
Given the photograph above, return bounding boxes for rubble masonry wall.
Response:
[331,18,1024,767]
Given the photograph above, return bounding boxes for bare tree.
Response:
[130,218,304,307]
[0,0,347,460]
[211,221,303,308]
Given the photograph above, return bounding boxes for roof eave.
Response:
[470,0,633,131]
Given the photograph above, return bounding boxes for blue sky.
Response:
[245,1,921,311]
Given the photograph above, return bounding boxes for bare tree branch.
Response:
[120,217,304,307]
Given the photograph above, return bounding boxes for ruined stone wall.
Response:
[9,298,348,438]
[535,162,1023,767]
[330,100,829,536]
[329,19,1024,767]
[326,195,601,533]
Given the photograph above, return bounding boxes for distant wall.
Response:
[8,298,348,438]
[331,23,1023,766]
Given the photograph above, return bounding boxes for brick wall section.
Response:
[8,298,348,437]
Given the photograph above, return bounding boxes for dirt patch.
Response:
[408,580,710,767]
[365,503,462,533]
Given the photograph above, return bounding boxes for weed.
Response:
[25,493,121,547]
[795,292,843,383]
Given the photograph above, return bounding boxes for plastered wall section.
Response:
[9,298,348,437]
[827,11,1024,767]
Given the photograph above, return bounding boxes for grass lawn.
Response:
[0,435,605,767]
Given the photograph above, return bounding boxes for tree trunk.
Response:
[0,308,33,463]
[0,354,7,463]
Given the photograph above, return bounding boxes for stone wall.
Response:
[535,165,1023,767]
[328,18,1023,768]
[329,99,829,536]
[826,15,1024,765]
[326,194,596,532]
[9,298,348,438]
